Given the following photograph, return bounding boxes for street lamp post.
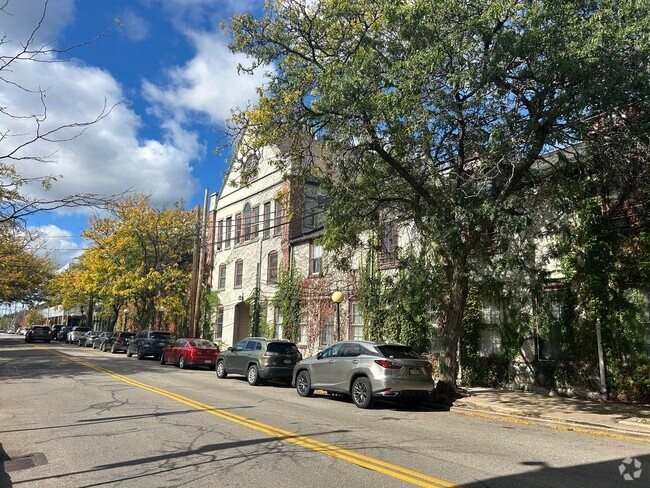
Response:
[123,308,129,330]
[331,291,344,341]
[157,306,165,331]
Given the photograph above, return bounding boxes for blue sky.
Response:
[2,0,268,265]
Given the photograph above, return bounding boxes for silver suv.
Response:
[67,326,90,344]
[216,337,302,386]
[292,340,434,409]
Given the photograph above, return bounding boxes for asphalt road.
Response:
[0,334,648,488]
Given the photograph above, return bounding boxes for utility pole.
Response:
[190,189,210,338]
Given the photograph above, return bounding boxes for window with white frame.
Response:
[263,202,271,238]
[302,184,328,233]
[479,326,502,356]
[351,302,364,340]
[216,307,224,339]
[224,217,232,249]
[234,259,243,288]
[235,213,242,245]
[300,323,307,344]
[320,317,334,346]
[275,307,283,339]
[218,264,226,290]
[244,203,252,241]
[310,243,322,275]
[274,199,283,236]
[217,220,223,251]
[481,302,502,325]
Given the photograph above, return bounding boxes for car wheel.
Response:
[126,348,133,358]
[111,344,117,354]
[351,377,374,409]
[247,364,260,385]
[78,340,83,346]
[45,340,51,343]
[216,360,228,379]
[179,355,186,369]
[160,353,166,365]
[92,343,96,349]
[296,370,314,397]
[137,348,144,360]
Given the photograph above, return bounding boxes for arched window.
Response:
[267,251,278,284]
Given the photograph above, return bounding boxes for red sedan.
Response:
[160,338,220,370]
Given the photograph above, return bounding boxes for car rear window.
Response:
[376,345,422,359]
[190,339,214,348]
[150,332,171,340]
[75,327,90,332]
[267,342,298,354]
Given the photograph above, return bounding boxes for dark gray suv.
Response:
[126,330,172,360]
[216,337,302,386]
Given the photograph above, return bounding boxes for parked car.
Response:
[78,330,99,347]
[50,324,63,341]
[67,326,90,344]
[292,340,434,409]
[126,330,173,360]
[104,331,135,353]
[93,332,114,350]
[161,338,220,369]
[58,326,71,341]
[215,337,302,386]
[25,325,51,343]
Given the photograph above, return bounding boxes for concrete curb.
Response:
[451,399,650,436]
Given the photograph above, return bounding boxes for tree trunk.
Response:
[439,257,469,387]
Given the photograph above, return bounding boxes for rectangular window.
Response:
[216,307,224,339]
[225,217,232,249]
[479,326,502,356]
[235,260,243,288]
[379,220,398,265]
[267,252,278,284]
[218,264,226,290]
[235,213,242,245]
[263,202,271,238]
[300,323,307,344]
[302,184,328,233]
[252,205,259,239]
[275,307,283,339]
[274,200,283,236]
[481,303,501,325]
[311,243,322,275]
[320,318,334,346]
[216,220,223,251]
[351,302,364,340]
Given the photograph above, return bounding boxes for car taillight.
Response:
[374,359,402,369]
[263,351,277,356]
[145,339,156,344]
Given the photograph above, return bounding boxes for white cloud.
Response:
[142,29,268,126]
[29,224,85,266]
[118,9,151,41]
[0,4,202,213]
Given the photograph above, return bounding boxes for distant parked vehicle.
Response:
[79,330,99,347]
[93,332,114,350]
[292,340,434,409]
[161,338,220,369]
[215,338,301,386]
[104,331,135,354]
[126,330,173,360]
[50,325,64,341]
[25,325,51,343]
[67,326,90,344]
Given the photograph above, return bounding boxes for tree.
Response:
[0,227,54,304]
[0,0,120,230]
[51,195,196,330]
[228,0,650,385]
[25,308,45,326]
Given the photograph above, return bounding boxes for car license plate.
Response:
[204,360,212,364]
[157,342,165,346]
[284,359,292,364]
[409,368,420,375]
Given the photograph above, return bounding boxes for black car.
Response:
[105,331,136,353]
[93,332,114,350]
[25,325,51,343]
[126,330,172,360]
[50,324,64,341]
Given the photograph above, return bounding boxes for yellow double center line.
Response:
[39,347,459,488]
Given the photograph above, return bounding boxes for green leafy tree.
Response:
[25,308,45,326]
[229,0,650,385]
[272,263,303,343]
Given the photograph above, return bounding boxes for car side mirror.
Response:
[316,351,323,360]
[227,346,234,352]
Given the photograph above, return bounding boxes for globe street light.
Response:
[331,291,344,341]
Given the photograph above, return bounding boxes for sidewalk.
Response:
[450,387,650,435]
